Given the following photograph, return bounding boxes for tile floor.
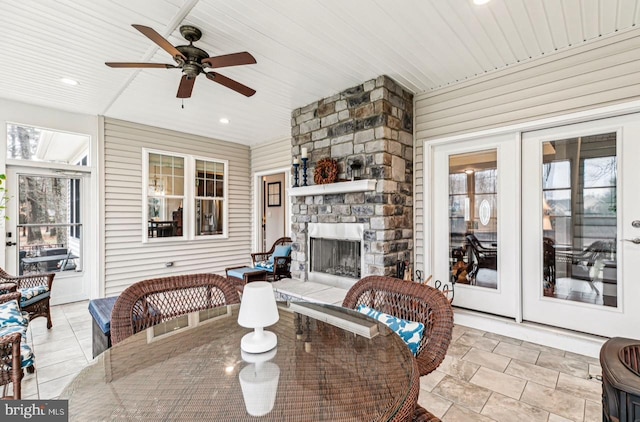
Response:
[13,280,602,422]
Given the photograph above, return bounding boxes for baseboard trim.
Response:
[454,309,607,358]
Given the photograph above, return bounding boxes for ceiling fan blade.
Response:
[177,75,196,98]
[105,62,177,68]
[202,52,256,68]
[132,24,186,60]
[205,72,256,97]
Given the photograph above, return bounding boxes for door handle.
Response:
[624,238,640,244]
[5,241,16,246]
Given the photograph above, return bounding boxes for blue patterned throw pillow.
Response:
[19,342,35,369]
[0,300,29,329]
[255,260,274,271]
[0,323,28,338]
[357,305,425,356]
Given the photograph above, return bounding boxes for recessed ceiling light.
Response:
[60,78,79,86]
[473,0,491,5]
[219,118,230,124]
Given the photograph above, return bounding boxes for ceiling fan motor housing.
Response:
[176,44,210,77]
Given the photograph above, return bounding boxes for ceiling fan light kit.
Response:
[106,24,256,98]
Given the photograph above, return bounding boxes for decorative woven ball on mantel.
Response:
[314,158,339,185]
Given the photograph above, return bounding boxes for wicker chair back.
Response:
[343,276,454,422]
[111,273,241,344]
[342,275,454,377]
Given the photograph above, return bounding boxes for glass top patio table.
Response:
[60,302,419,421]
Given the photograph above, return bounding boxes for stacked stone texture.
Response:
[290,75,413,280]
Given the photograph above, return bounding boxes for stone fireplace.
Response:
[290,75,414,286]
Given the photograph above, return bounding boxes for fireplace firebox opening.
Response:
[307,223,365,289]
[310,237,361,279]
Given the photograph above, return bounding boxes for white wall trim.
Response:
[97,115,106,299]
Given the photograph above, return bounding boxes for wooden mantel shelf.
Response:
[289,179,377,196]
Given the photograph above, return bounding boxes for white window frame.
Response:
[142,149,228,242]
[193,154,228,239]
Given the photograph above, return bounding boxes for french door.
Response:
[429,133,520,318]
[522,114,640,338]
[429,113,640,337]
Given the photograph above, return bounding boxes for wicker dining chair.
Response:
[342,275,454,422]
[110,273,241,344]
[0,268,55,329]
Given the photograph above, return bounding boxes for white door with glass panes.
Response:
[4,123,91,305]
[522,114,640,338]
[428,132,519,317]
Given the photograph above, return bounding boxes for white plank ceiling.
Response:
[1,0,639,146]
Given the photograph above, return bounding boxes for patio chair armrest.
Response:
[0,282,17,294]
[251,252,271,264]
[0,292,22,306]
[274,256,291,267]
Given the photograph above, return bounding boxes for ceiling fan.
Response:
[106,24,256,98]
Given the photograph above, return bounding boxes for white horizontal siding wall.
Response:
[250,137,291,252]
[251,138,291,174]
[414,29,640,273]
[103,118,251,296]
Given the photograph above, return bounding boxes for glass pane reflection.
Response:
[449,150,498,289]
[541,132,617,307]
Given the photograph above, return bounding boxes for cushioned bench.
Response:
[88,296,118,358]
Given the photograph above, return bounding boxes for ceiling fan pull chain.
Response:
[181,99,184,109]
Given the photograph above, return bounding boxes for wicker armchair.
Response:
[342,276,454,422]
[251,237,292,281]
[111,273,241,344]
[1,292,28,399]
[0,268,55,329]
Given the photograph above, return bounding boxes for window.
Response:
[540,132,617,306]
[6,123,89,276]
[542,159,571,247]
[448,149,498,288]
[17,174,82,274]
[542,134,617,251]
[7,123,90,166]
[147,153,185,239]
[195,160,225,236]
[144,149,227,241]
